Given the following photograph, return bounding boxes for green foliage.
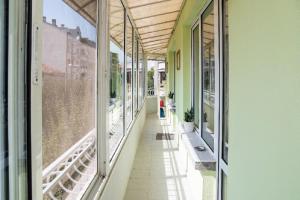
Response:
[110,91,116,98]
[168,91,174,99]
[147,68,155,89]
[203,112,208,122]
[184,108,194,122]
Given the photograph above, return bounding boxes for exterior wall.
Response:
[42,22,67,73]
[167,0,300,200]
[228,1,300,200]
[167,0,208,121]
[146,96,158,114]
[99,103,146,200]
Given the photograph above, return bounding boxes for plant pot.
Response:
[168,99,174,106]
[203,122,208,130]
[110,98,116,104]
[183,121,194,133]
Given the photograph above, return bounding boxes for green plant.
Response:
[168,91,174,99]
[203,112,208,122]
[110,91,116,98]
[147,68,154,89]
[184,108,194,122]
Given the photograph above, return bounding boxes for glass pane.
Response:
[201,2,215,151]
[138,43,143,108]
[109,0,124,158]
[0,1,8,199]
[126,17,133,128]
[222,0,229,163]
[133,38,137,114]
[42,0,97,198]
[221,171,228,200]
[192,25,200,127]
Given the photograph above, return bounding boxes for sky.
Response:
[43,0,141,67]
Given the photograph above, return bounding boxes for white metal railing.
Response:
[42,129,96,199]
[147,87,155,96]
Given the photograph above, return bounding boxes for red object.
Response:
[160,99,164,108]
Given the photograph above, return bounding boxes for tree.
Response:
[147,68,154,89]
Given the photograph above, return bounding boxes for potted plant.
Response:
[183,108,194,132]
[110,91,116,103]
[168,91,174,105]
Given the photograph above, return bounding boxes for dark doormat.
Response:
[156,133,175,140]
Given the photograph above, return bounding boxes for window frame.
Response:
[196,0,221,156]
[218,0,229,198]
[125,15,134,130]
[191,21,200,127]
[29,0,107,199]
[28,0,147,199]
[191,2,226,199]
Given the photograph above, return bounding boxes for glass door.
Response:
[40,0,98,198]
[0,1,8,199]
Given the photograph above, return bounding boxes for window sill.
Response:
[181,131,216,172]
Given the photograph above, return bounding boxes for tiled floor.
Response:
[124,114,191,200]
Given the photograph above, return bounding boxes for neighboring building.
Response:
[42,17,96,79]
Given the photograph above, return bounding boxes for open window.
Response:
[201,1,216,151]
[41,0,98,198]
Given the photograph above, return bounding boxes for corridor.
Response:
[124,114,191,200]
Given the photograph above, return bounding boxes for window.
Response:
[138,42,144,108]
[41,0,97,198]
[192,24,200,127]
[109,0,125,158]
[219,0,229,198]
[0,2,8,199]
[221,171,228,200]
[201,1,216,151]
[221,0,229,164]
[126,17,133,128]
[133,37,138,114]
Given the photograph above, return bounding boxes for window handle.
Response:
[32,25,39,85]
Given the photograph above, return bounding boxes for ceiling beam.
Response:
[144,42,168,48]
[129,0,172,9]
[137,20,176,29]
[66,0,95,24]
[139,28,173,35]
[134,10,180,21]
[142,38,169,44]
[141,33,171,40]
[77,0,95,11]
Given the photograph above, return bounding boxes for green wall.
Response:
[167,0,208,121]
[228,0,300,200]
[167,0,300,200]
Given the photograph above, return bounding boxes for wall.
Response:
[167,0,300,200]
[167,0,208,121]
[146,96,158,114]
[228,1,300,200]
[98,102,146,200]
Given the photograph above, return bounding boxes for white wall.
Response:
[146,96,158,114]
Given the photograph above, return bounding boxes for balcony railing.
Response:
[42,130,96,199]
[147,87,155,96]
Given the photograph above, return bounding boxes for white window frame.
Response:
[191,1,228,199]
[29,0,147,199]
[217,0,229,199]
[191,0,220,159]
[30,0,108,199]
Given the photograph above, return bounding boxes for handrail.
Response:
[42,129,96,198]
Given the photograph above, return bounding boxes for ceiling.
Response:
[64,0,185,57]
[126,0,185,55]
